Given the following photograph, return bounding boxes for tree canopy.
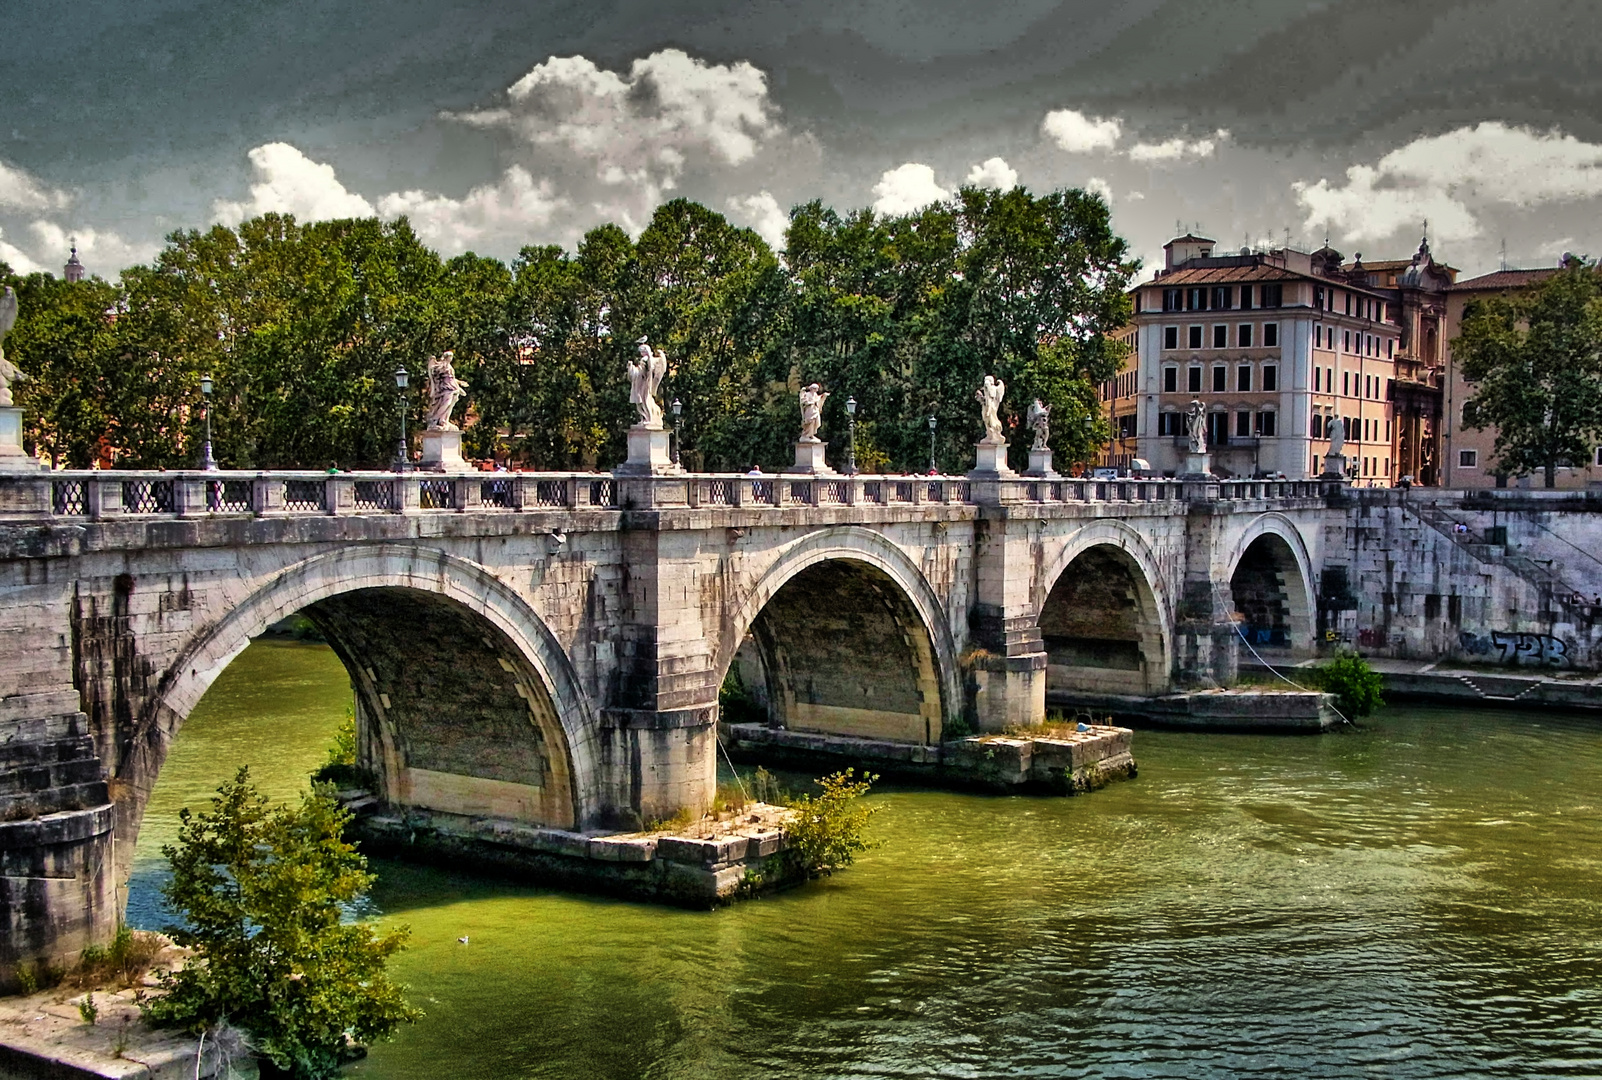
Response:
[3,186,1136,473]
[1455,261,1602,487]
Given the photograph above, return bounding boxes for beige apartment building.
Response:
[1128,233,1455,483]
[1441,266,1602,489]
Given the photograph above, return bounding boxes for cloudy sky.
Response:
[5,0,1602,280]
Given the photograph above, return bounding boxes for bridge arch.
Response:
[1037,521,1173,696]
[1224,514,1318,654]
[716,526,960,745]
[119,544,599,885]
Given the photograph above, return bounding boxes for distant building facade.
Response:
[1128,233,1455,483]
[1098,324,1140,470]
[1441,265,1602,489]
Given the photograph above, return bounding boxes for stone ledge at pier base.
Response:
[1047,688,1340,732]
[720,722,1135,795]
[341,796,804,909]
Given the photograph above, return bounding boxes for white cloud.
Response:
[1085,177,1113,202]
[1128,130,1228,162]
[0,227,44,274]
[871,163,951,216]
[0,160,70,212]
[213,142,376,226]
[726,191,789,249]
[378,167,564,251]
[1296,122,1602,244]
[28,221,158,272]
[1042,110,1123,153]
[965,157,1018,191]
[455,49,780,202]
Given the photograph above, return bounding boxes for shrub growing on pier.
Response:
[143,767,417,1079]
[1311,653,1386,718]
[783,769,883,877]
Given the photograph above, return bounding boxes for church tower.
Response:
[63,241,84,283]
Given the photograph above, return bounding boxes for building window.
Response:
[1189,366,1202,392]
[1164,288,1182,312]
[1343,330,1351,352]
[1236,411,1252,437]
[1164,326,1178,350]
[1237,365,1252,391]
[1189,325,1203,349]
[1314,367,1322,391]
[1207,411,1228,446]
[1239,323,1254,348]
[1312,413,1324,437]
[1459,449,1477,468]
[1212,365,1227,392]
[1314,286,1324,310]
[1262,283,1283,307]
[1240,285,1254,309]
[1387,338,1394,359]
[1327,367,1334,392]
[1263,365,1277,391]
[1213,324,1228,348]
[1263,323,1278,347]
[1159,412,1180,436]
[1257,411,1277,436]
[1345,293,1352,315]
[1212,286,1233,310]
[1188,288,1208,311]
[1164,366,1178,392]
[1343,371,1350,396]
[1315,324,1323,348]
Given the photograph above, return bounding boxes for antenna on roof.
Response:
[1499,238,1507,272]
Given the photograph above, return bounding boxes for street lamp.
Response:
[927,414,938,475]
[197,374,218,471]
[845,396,858,476]
[392,366,411,472]
[670,398,682,466]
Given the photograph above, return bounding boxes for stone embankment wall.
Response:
[1328,488,1602,670]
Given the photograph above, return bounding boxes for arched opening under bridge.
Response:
[1039,545,1168,697]
[1229,533,1314,654]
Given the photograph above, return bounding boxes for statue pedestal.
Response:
[420,428,468,472]
[0,406,40,471]
[787,437,835,475]
[1023,447,1057,478]
[1320,452,1349,479]
[968,439,1015,479]
[615,425,677,476]
[1180,451,1212,479]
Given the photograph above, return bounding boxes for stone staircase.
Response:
[0,689,108,823]
[1452,673,1542,702]
[1406,501,1590,619]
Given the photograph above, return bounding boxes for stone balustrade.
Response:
[0,468,1336,521]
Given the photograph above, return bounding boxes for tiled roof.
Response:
[1449,268,1561,291]
[1150,265,1298,285]
[1345,259,1413,273]
[1163,233,1215,246]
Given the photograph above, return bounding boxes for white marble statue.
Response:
[424,350,468,431]
[1326,413,1345,456]
[0,286,21,408]
[628,338,668,428]
[1186,398,1207,455]
[1027,398,1050,451]
[798,383,828,441]
[976,375,1006,443]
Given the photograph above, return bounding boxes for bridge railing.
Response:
[0,469,1329,521]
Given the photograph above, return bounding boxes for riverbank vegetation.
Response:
[1306,653,1386,717]
[0,187,1133,475]
[143,767,417,1080]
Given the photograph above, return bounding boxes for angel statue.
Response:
[1027,399,1051,451]
[0,286,22,408]
[424,351,468,431]
[1326,413,1345,456]
[1186,398,1207,455]
[628,337,668,428]
[976,375,1006,443]
[798,383,829,441]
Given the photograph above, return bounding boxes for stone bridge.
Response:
[0,467,1336,983]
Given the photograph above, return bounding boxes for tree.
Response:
[1455,261,1602,487]
[143,768,417,1079]
[6,271,125,467]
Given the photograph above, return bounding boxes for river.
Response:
[127,639,1602,1079]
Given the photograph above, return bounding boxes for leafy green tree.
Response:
[144,768,417,1079]
[1311,653,1386,718]
[6,272,125,467]
[1455,261,1602,487]
[783,769,883,876]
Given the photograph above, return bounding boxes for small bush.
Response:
[783,769,883,877]
[718,668,765,725]
[78,994,98,1025]
[750,767,789,807]
[1310,652,1386,717]
[310,705,366,788]
[72,925,163,989]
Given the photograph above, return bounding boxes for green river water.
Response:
[126,639,1602,1079]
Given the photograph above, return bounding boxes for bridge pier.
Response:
[970,517,1049,731]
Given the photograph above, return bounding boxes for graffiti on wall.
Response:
[1458,630,1571,668]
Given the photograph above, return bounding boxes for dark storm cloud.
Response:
[3,0,1601,273]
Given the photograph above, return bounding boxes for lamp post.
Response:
[670,398,682,466]
[845,396,857,476]
[197,374,218,471]
[392,365,411,472]
[927,414,938,475]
